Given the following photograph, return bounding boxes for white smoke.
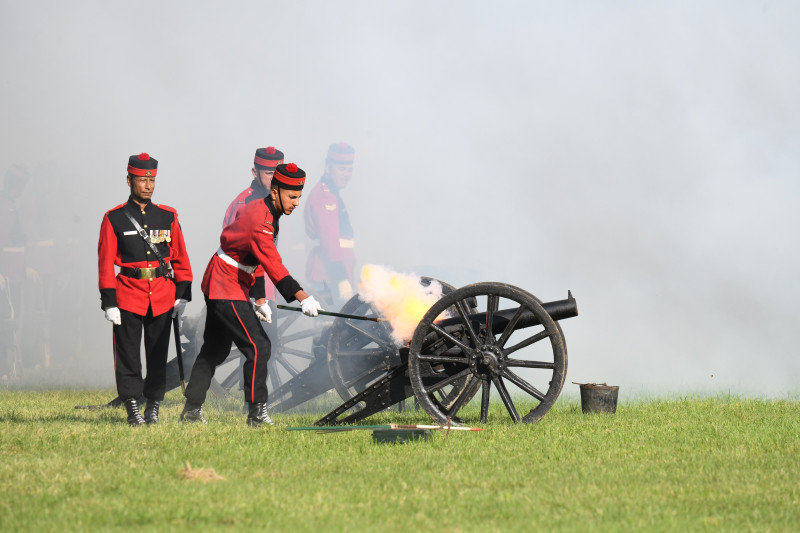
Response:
[358,264,444,346]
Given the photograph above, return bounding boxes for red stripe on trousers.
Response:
[230,302,258,403]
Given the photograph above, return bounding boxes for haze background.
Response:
[1,1,798,398]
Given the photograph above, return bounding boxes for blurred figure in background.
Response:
[0,165,33,380]
[98,153,193,426]
[304,142,357,309]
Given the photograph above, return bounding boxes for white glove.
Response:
[104,307,122,326]
[172,298,188,318]
[255,302,272,323]
[300,295,323,317]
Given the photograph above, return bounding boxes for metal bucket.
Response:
[578,383,619,414]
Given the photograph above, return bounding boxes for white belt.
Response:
[216,247,256,274]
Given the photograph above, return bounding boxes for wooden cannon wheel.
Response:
[408,282,568,425]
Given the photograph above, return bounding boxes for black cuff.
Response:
[175,280,192,302]
[249,276,266,300]
[100,288,117,310]
[275,276,303,302]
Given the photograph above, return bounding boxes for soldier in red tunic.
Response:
[223,146,284,227]
[181,162,322,427]
[222,146,284,317]
[304,142,356,308]
[97,153,193,426]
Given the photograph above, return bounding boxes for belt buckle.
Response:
[139,267,156,279]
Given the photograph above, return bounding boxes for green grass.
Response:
[1,390,799,532]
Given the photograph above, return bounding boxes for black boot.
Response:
[144,399,160,424]
[246,402,273,427]
[180,402,206,423]
[123,398,145,426]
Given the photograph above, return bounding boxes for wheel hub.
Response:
[472,345,503,376]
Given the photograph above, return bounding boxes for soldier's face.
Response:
[270,187,303,215]
[327,163,353,189]
[127,175,155,201]
[252,167,275,189]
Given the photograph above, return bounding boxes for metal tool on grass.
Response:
[277,304,382,322]
[287,423,483,433]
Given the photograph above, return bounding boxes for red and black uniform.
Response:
[222,179,270,228]
[304,178,355,295]
[185,163,306,408]
[98,165,192,402]
[221,146,284,302]
[223,180,274,301]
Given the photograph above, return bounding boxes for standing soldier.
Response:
[181,162,322,427]
[304,142,356,308]
[98,153,192,426]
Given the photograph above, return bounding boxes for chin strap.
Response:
[276,188,285,214]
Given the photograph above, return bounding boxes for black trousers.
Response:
[113,307,172,401]
[184,298,272,407]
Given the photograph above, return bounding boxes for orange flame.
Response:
[359,265,446,345]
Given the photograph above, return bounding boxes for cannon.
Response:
[315,281,577,426]
[180,279,577,426]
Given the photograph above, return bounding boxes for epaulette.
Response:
[154,203,178,215]
[106,202,128,216]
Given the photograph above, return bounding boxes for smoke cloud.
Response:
[358,264,446,346]
[1,2,798,398]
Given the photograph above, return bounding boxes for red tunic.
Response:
[202,196,302,303]
[222,181,275,301]
[304,179,355,285]
[98,198,193,316]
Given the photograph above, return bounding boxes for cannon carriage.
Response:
[179,279,578,427]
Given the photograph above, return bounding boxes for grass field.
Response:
[1,389,798,532]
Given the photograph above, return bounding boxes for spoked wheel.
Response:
[408,282,568,425]
[327,279,480,414]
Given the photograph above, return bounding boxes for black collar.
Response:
[251,179,269,198]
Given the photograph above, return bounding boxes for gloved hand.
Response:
[104,307,122,326]
[172,298,188,318]
[337,280,354,301]
[255,301,272,323]
[300,295,323,317]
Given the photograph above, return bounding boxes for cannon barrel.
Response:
[434,292,578,335]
